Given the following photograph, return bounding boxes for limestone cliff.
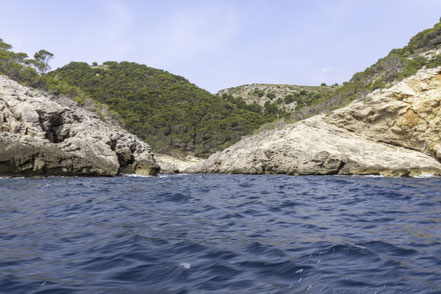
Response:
[191,67,441,177]
[0,75,159,176]
[326,67,441,161]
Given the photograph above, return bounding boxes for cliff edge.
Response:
[0,75,159,176]
[191,67,441,177]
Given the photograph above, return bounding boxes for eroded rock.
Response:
[0,75,159,176]
[326,67,441,160]
[191,67,441,177]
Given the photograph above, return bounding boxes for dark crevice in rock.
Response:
[36,110,69,143]
[72,114,82,123]
[377,139,425,154]
[109,139,117,151]
[333,160,346,175]
[116,152,135,167]
[129,143,136,153]
[378,139,406,148]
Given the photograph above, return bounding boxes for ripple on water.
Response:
[1,174,441,293]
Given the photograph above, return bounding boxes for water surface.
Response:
[1,174,440,293]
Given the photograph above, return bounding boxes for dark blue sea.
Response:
[1,174,440,294]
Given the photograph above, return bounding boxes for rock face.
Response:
[326,67,441,161]
[155,154,204,174]
[0,75,159,176]
[192,67,441,177]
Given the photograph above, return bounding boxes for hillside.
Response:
[191,66,441,177]
[219,83,339,113]
[219,20,441,122]
[49,62,279,157]
[3,19,441,163]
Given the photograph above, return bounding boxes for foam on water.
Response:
[413,173,438,178]
[122,173,155,178]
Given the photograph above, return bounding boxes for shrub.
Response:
[72,96,85,105]
[284,94,295,104]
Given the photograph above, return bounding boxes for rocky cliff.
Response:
[191,67,441,177]
[326,67,441,161]
[0,75,159,176]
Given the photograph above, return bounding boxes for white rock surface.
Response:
[326,67,441,160]
[155,154,204,174]
[192,67,441,177]
[0,75,159,176]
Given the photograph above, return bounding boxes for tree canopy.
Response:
[0,38,55,87]
[49,62,274,157]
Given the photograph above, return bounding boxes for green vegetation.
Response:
[287,19,441,120]
[252,89,265,97]
[342,21,441,98]
[3,19,441,157]
[220,83,339,122]
[72,96,85,106]
[267,92,276,99]
[222,92,289,119]
[1,37,276,157]
[49,62,272,157]
[222,94,263,114]
[0,38,87,97]
[0,38,47,88]
[0,39,143,128]
[284,94,295,104]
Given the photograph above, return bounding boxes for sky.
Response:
[1,0,441,93]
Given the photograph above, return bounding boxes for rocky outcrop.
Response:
[192,67,441,177]
[326,67,441,161]
[156,154,203,174]
[0,75,159,176]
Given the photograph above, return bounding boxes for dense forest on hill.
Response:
[49,62,285,157]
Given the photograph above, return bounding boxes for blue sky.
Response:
[1,0,441,92]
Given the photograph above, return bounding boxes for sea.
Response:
[0,174,440,294]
